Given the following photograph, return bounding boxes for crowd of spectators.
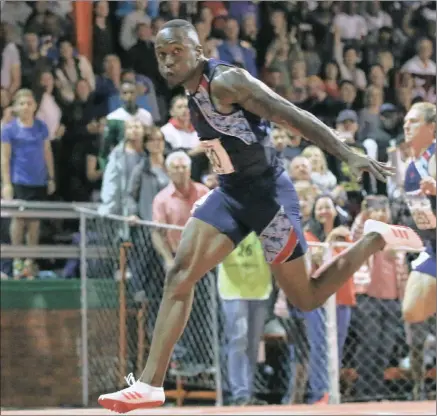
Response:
[1,0,436,406]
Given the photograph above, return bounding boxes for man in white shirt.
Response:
[332,2,368,42]
[402,38,436,76]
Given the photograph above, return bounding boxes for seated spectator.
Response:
[119,1,152,52]
[161,95,200,152]
[101,79,153,166]
[218,17,257,77]
[302,146,337,194]
[19,30,52,89]
[116,0,159,19]
[127,126,169,222]
[54,37,95,103]
[92,0,114,75]
[99,119,146,216]
[1,23,21,96]
[1,89,55,279]
[239,12,258,50]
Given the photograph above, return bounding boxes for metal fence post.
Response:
[324,244,340,405]
[209,270,222,406]
[80,211,89,407]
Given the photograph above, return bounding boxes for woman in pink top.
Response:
[351,196,408,400]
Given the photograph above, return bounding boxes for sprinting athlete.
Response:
[402,102,436,323]
[98,20,422,413]
[401,102,436,400]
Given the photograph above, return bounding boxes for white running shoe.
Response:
[98,373,165,414]
[363,219,424,252]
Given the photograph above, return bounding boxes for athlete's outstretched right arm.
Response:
[211,67,395,182]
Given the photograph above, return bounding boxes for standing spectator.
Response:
[1,23,21,96]
[218,17,257,77]
[99,119,146,217]
[358,85,384,141]
[0,1,33,45]
[161,95,200,152]
[339,80,358,110]
[363,1,393,34]
[219,232,271,406]
[92,0,114,75]
[151,151,210,373]
[320,60,341,98]
[151,151,209,270]
[334,33,367,91]
[332,1,368,43]
[32,69,64,141]
[54,38,95,103]
[301,146,337,194]
[127,126,169,223]
[18,30,52,90]
[351,196,408,400]
[127,21,163,91]
[126,126,168,327]
[119,0,152,52]
[300,32,322,77]
[1,89,55,279]
[301,195,355,404]
[101,80,153,166]
[1,88,13,126]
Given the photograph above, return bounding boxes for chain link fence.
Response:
[75,208,435,406]
[77,208,220,406]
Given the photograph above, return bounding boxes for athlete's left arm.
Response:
[211,67,394,182]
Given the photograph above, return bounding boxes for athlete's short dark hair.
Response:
[161,19,196,32]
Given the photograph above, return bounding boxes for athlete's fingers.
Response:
[371,164,387,182]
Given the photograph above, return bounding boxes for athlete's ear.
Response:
[195,45,203,60]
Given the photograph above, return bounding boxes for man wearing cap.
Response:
[334,109,371,219]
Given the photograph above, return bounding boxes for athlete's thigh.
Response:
[243,171,310,308]
[178,188,248,283]
[402,271,436,322]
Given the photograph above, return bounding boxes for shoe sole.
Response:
[98,397,164,414]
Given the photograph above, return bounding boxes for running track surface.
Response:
[2,402,435,416]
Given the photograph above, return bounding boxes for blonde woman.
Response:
[302,146,337,193]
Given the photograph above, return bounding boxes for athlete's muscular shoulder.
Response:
[209,66,296,126]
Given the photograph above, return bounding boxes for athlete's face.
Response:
[404,107,434,145]
[155,27,201,88]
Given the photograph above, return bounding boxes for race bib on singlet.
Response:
[201,139,235,175]
[405,190,436,230]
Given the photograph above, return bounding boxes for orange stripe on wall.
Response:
[74,1,93,61]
